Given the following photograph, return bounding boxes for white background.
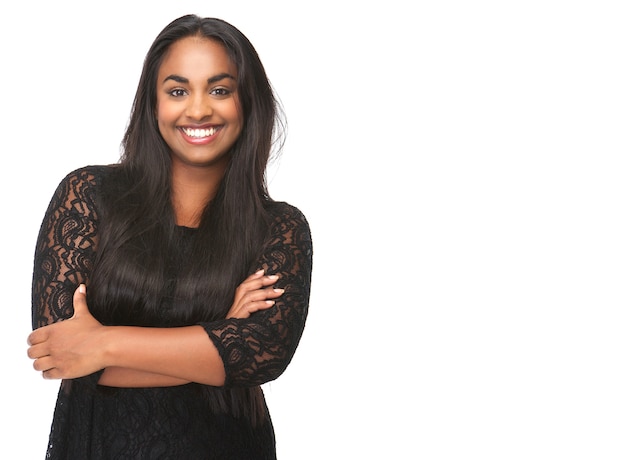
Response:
[1,1,625,458]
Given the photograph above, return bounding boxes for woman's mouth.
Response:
[180,126,221,144]
[181,126,219,138]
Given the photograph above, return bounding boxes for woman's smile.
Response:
[156,36,242,169]
[180,125,222,144]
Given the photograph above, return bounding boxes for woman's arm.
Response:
[28,283,224,384]
[28,284,227,384]
[99,368,189,387]
[99,270,283,388]
[102,203,313,389]
[202,203,313,387]
[28,167,203,387]
[31,167,100,330]
[28,201,312,388]
[29,270,286,387]
[97,269,284,387]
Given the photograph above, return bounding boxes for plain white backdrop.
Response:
[1,1,625,458]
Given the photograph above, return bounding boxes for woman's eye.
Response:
[169,89,187,97]
[211,87,231,97]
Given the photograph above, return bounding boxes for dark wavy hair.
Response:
[88,15,285,420]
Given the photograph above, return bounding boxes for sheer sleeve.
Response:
[201,202,313,387]
[31,167,100,330]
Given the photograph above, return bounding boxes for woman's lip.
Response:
[179,126,221,145]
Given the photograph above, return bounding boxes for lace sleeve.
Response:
[31,167,100,329]
[202,203,313,387]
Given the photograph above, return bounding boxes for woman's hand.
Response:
[27,285,106,379]
[227,269,284,319]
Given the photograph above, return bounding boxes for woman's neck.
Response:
[170,162,226,228]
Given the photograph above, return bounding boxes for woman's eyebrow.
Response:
[162,73,236,84]
[162,74,188,84]
[207,73,236,84]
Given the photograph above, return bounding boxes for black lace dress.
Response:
[31,166,313,459]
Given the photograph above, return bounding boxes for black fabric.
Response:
[32,165,313,459]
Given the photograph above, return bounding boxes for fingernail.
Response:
[265,300,276,306]
[273,288,284,294]
[79,284,86,294]
[256,269,265,275]
[268,275,279,280]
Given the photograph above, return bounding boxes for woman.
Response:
[27,14,312,459]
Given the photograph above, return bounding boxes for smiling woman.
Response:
[27,14,312,460]
[157,37,242,169]
[157,36,244,227]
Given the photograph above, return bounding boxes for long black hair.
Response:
[90,14,284,323]
[88,15,285,417]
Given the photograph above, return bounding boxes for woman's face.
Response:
[156,36,243,171]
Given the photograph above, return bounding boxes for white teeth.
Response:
[182,127,217,138]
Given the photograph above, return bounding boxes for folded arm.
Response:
[30,177,312,389]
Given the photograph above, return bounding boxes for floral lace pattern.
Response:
[31,165,313,459]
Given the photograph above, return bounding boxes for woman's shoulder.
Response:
[265,200,313,248]
[48,165,120,209]
[266,200,310,226]
[52,164,120,199]
[59,164,118,184]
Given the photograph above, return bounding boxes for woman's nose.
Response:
[186,94,213,120]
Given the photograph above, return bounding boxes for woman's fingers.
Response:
[236,272,279,293]
[232,271,280,305]
[71,284,88,317]
[235,287,284,314]
[227,274,285,319]
[242,286,284,303]
[26,284,104,380]
[26,342,45,360]
[27,328,44,346]
[32,355,53,373]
